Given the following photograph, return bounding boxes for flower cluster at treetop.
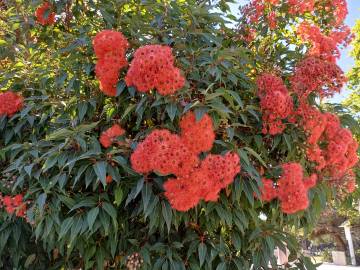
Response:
[290,57,346,101]
[35,2,56,26]
[93,30,129,96]
[125,45,185,95]
[260,163,317,214]
[298,22,352,63]
[0,91,23,117]
[241,0,348,26]
[131,111,240,211]
[240,0,352,58]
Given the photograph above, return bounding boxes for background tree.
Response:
[0,0,358,269]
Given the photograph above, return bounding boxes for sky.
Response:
[229,0,360,103]
[331,0,360,103]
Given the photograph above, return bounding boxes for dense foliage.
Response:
[0,0,359,269]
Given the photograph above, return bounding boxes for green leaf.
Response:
[114,186,124,206]
[142,183,151,210]
[24,164,34,177]
[121,104,136,120]
[93,161,107,186]
[226,90,244,109]
[59,218,74,239]
[198,243,207,267]
[232,232,241,250]
[78,102,88,122]
[125,178,144,206]
[37,193,47,215]
[69,198,97,212]
[283,134,292,151]
[226,127,234,140]
[194,107,209,121]
[162,201,173,233]
[87,207,99,230]
[42,154,58,172]
[24,254,36,268]
[216,262,226,270]
[116,81,126,96]
[96,247,106,270]
[102,202,117,222]
[243,147,267,168]
[74,122,99,133]
[46,128,73,141]
[166,103,178,121]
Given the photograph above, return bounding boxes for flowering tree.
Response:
[0,0,359,269]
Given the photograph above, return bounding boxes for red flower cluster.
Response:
[322,115,358,179]
[240,0,264,25]
[179,111,215,155]
[331,0,348,27]
[259,178,278,202]
[106,175,113,184]
[297,22,352,62]
[125,45,185,95]
[290,57,346,101]
[130,111,240,211]
[256,74,293,135]
[35,2,55,26]
[295,104,359,182]
[0,91,23,117]
[241,0,280,30]
[99,124,125,148]
[130,129,199,177]
[164,152,240,211]
[296,103,327,145]
[288,0,315,15]
[260,163,317,214]
[1,194,27,217]
[267,11,277,30]
[318,0,348,27]
[93,30,129,96]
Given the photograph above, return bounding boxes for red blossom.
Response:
[199,152,240,201]
[130,129,199,177]
[291,57,346,101]
[288,0,315,15]
[163,152,240,211]
[267,11,277,30]
[0,91,23,117]
[35,2,55,26]
[93,30,129,96]
[179,111,215,155]
[106,175,113,184]
[259,178,278,202]
[297,23,352,62]
[163,177,200,212]
[277,163,314,214]
[99,124,125,148]
[256,73,293,135]
[2,194,27,217]
[295,105,359,183]
[258,163,316,214]
[125,45,185,95]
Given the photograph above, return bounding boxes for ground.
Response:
[318,263,360,269]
